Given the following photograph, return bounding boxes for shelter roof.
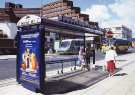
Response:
[42,18,103,36]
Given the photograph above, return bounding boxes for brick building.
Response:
[41,0,98,29]
[42,0,89,21]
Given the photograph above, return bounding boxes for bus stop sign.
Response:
[17,15,45,92]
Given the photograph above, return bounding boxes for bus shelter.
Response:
[16,15,103,92]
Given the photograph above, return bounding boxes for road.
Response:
[0,59,16,80]
[0,48,134,80]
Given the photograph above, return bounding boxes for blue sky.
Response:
[0,0,135,36]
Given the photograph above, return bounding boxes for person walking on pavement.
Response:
[78,47,86,70]
[105,46,117,76]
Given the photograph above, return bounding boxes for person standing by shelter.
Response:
[105,46,117,76]
[85,44,92,71]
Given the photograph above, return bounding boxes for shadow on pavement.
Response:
[113,68,128,76]
[43,70,108,95]
[44,80,87,95]
[114,73,128,76]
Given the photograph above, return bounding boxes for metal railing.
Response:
[45,57,79,75]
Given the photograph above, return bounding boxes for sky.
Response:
[0,0,135,37]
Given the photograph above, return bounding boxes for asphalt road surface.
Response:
[0,59,16,80]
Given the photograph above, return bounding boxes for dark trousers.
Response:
[85,57,90,70]
[86,57,90,64]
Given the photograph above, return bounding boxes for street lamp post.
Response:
[40,0,43,17]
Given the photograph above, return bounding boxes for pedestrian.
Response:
[78,47,86,70]
[105,46,117,76]
[47,48,53,54]
[85,44,92,71]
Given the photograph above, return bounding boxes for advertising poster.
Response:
[17,26,45,91]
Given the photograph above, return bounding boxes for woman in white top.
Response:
[105,46,117,76]
[78,47,85,70]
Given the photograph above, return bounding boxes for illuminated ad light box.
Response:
[17,15,45,92]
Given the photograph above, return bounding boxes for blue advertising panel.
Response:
[17,25,45,92]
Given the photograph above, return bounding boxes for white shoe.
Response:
[92,64,95,69]
[102,65,106,72]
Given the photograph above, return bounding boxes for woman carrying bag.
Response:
[105,46,117,77]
